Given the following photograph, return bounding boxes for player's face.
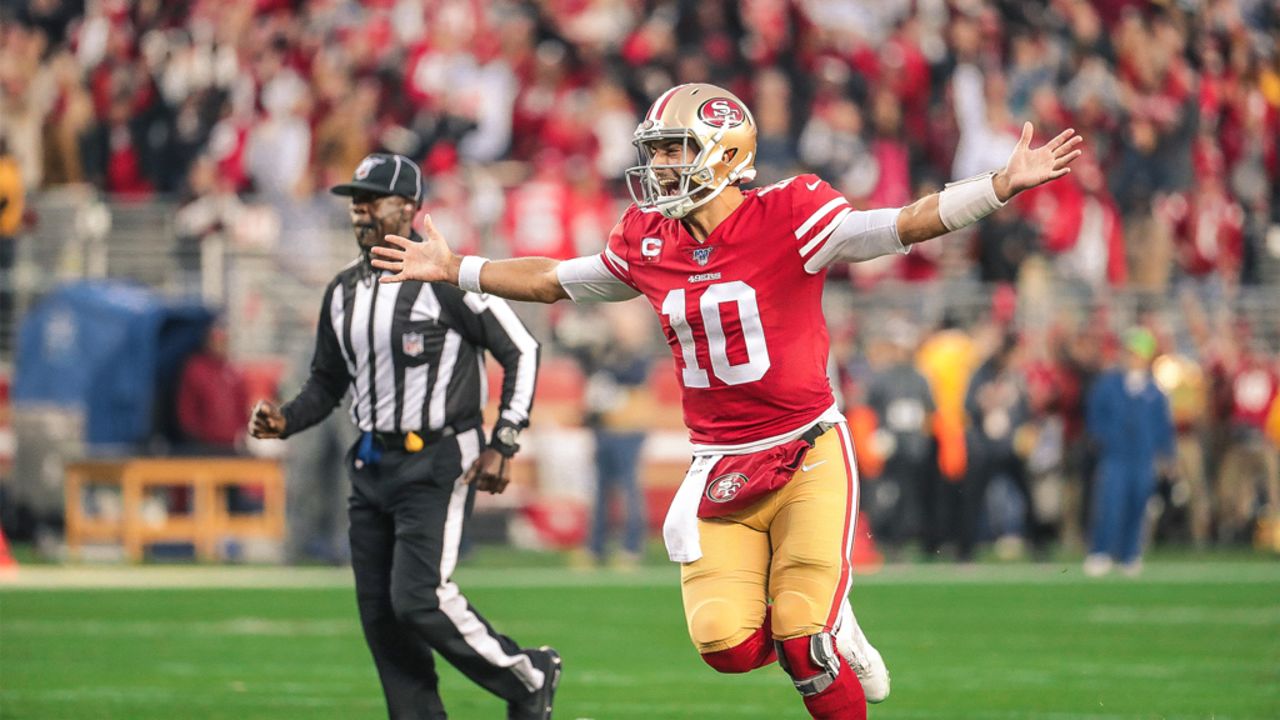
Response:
[647,138,698,195]
[350,192,413,249]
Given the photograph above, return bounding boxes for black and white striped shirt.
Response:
[281,244,539,445]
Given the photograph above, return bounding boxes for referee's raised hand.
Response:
[372,214,459,285]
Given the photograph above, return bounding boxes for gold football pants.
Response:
[680,425,858,653]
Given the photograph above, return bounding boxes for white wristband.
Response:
[937,171,1006,232]
[457,256,490,294]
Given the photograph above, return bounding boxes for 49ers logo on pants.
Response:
[706,473,749,503]
[698,98,746,128]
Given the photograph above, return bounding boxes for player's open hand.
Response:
[994,122,1084,200]
[371,214,459,284]
[249,400,286,439]
[463,448,512,494]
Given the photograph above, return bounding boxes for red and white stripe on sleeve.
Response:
[790,175,853,266]
[599,212,640,291]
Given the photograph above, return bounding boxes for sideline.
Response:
[1,560,1276,591]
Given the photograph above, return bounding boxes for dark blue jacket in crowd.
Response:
[1085,370,1175,477]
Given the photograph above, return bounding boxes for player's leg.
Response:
[833,596,890,702]
[1117,472,1154,570]
[680,510,776,673]
[1214,441,1250,542]
[1009,457,1052,557]
[1260,440,1280,514]
[386,429,554,712]
[588,430,616,563]
[1086,461,1124,572]
[348,472,448,719]
[1177,436,1211,547]
[958,446,990,562]
[615,432,649,560]
[768,424,873,719]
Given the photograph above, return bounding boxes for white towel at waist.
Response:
[662,454,722,563]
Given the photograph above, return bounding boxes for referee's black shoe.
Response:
[508,646,561,719]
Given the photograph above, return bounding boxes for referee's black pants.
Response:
[347,426,545,719]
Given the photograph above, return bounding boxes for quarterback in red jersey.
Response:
[372,83,1082,719]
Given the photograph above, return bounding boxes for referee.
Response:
[249,153,560,720]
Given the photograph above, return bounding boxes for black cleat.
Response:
[508,646,561,720]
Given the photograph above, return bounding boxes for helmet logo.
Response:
[698,98,746,128]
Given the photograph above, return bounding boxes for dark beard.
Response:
[354,223,379,247]
[354,224,380,278]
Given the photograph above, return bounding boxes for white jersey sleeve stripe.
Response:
[794,197,850,239]
[799,207,852,257]
[605,246,630,271]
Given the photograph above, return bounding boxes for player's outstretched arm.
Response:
[897,122,1082,246]
[372,215,570,303]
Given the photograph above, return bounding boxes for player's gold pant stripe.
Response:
[680,426,859,654]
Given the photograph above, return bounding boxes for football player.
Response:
[371,83,1082,719]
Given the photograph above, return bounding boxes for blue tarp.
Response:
[13,281,215,446]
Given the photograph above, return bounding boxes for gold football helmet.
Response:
[625,83,758,219]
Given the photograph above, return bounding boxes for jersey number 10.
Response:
[661,281,772,388]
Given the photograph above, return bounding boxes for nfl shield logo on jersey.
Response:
[402,331,425,358]
[692,247,713,266]
[706,473,748,503]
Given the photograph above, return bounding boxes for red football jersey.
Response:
[599,174,853,446]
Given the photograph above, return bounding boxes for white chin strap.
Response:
[656,151,756,219]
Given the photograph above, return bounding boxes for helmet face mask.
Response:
[624,84,758,219]
[626,130,715,219]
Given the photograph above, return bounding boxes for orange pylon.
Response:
[0,519,18,580]
[851,511,882,573]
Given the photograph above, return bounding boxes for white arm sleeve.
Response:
[555,254,643,303]
[803,207,908,274]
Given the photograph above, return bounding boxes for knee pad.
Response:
[688,598,754,652]
[775,633,842,697]
[771,590,822,639]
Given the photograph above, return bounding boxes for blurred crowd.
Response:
[3,0,1280,559]
[836,295,1280,560]
[1,0,1278,293]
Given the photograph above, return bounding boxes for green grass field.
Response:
[2,554,1278,719]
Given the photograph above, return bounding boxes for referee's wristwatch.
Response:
[490,425,521,457]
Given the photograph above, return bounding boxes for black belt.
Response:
[371,423,477,450]
[800,421,835,446]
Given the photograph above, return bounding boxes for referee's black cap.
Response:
[330,153,424,203]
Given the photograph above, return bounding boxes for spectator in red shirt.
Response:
[82,93,154,198]
[1023,153,1128,291]
[1216,344,1280,543]
[176,322,249,455]
[1163,138,1245,309]
[501,151,577,260]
